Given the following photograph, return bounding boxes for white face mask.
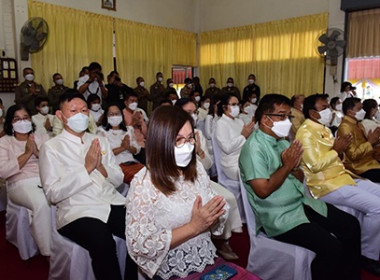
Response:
[251,98,257,104]
[174,142,194,167]
[128,102,138,111]
[55,79,64,85]
[64,113,89,133]
[203,102,210,110]
[336,103,342,111]
[209,83,215,88]
[91,103,101,111]
[108,115,123,127]
[355,109,366,121]
[187,83,193,89]
[248,79,255,85]
[139,81,145,87]
[244,105,253,115]
[171,99,177,105]
[25,74,34,82]
[40,106,49,115]
[317,108,332,126]
[227,83,234,88]
[230,105,240,118]
[158,77,163,82]
[169,83,174,88]
[13,120,32,134]
[194,96,201,102]
[191,113,198,124]
[269,117,292,138]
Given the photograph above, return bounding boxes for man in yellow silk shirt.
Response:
[337,97,380,182]
[296,93,380,276]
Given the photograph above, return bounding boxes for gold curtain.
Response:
[28,0,114,90]
[199,13,328,97]
[347,9,380,58]
[114,19,197,87]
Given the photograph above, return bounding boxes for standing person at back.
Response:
[149,72,165,110]
[134,76,150,114]
[242,74,260,101]
[77,62,108,102]
[48,73,68,114]
[204,78,221,100]
[180,78,193,98]
[222,77,241,100]
[105,71,134,109]
[15,67,46,115]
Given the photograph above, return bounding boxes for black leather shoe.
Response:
[362,256,380,276]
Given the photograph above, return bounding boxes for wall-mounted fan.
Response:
[315,28,346,83]
[20,17,49,61]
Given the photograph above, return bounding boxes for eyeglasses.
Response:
[13,116,31,122]
[265,113,294,121]
[175,136,196,148]
[108,112,121,117]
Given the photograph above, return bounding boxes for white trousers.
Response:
[210,180,243,239]
[321,179,380,260]
[8,177,51,256]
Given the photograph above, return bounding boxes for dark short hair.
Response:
[34,96,49,108]
[156,72,163,77]
[341,81,355,92]
[342,97,361,115]
[330,97,340,109]
[86,94,101,108]
[208,95,222,116]
[4,104,35,135]
[146,106,196,195]
[88,62,102,71]
[101,103,127,131]
[184,78,192,84]
[363,99,378,119]
[52,73,61,80]
[159,99,172,106]
[175,98,196,109]
[255,94,291,124]
[59,89,86,109]
[303,93,329,119]
[124,91,138,101]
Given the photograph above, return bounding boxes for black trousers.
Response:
[360,169,380,183]
[274,204,361,280]
[59,205,138,280]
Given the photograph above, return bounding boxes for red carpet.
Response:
[0,210,379,280]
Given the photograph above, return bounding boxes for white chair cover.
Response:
[5,193,39,260]
[211,133,246,223]
[240,178,315,280]
[49,205,127,280]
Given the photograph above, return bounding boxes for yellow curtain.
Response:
[199,13,328,97]
[115,19,197,87]
[347,9,380,58]
[28,0,114,90]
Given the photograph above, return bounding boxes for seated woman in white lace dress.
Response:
[125,106,258,280]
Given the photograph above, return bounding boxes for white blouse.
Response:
[361,118,380,136]
[125,164,229,279]
[89,109,104,123]
[331,110,344,127]
[204,114,220,155]
[97,126,140,164]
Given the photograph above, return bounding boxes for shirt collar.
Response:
[61,129,86,144]
[257,128,279,146]
[343,115,358,124]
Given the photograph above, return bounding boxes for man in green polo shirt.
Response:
[239,93,360,280]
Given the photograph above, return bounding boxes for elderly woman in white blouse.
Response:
[362,99,380,136]
[0,104,51,256]
[215,94,254,180]
[126,106,258,280]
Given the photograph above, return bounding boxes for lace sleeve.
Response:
[125,171,172,278]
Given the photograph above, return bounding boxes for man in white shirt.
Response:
[39,90,137,280]
[77,62,108,102]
